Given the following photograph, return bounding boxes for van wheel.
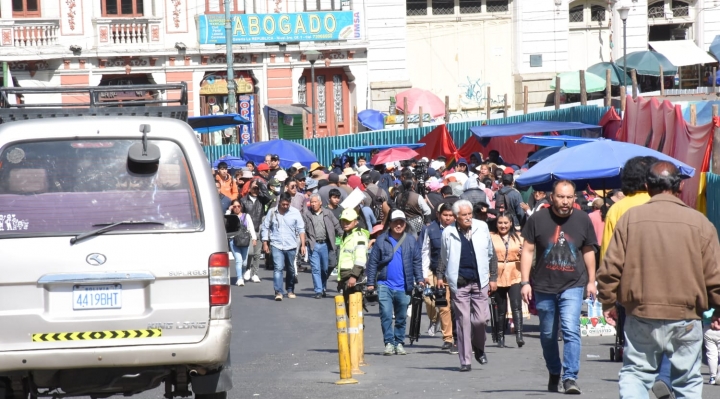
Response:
[195,392,227,399]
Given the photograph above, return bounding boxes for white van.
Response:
[0,84,232,399]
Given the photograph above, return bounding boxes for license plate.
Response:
[73,284,122,310]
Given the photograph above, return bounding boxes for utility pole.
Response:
[224,0,236,114]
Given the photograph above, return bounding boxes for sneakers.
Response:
[651,380,675,399]
[235,279,245,286]
[548,374,561,392]
[243,270,251,280]
[563,379,581,395]
[383,343,395,356]
[450,342,459,354]
[313,293,322,299]
[427,322,437,336]
[459,364,471,372]
[395,343,407,355]
[441,341,453,351]
[251,275,261,283]
[287,292,296,299]
[322,290,327,298]
[709,377,716,385]
[274,293,283,301]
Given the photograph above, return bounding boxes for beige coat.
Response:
[491,232,523,287]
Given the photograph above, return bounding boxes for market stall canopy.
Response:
[241,139,317,169]
[212,155,246,170]
[332,143,425,157]
[515,140,695,190]
[188,114,251,134]
[550,71,607,93]
[587,62,632,86]
[470,121,602,139]
[616,51,677,76]
[710,35,720,62]
[517,134,604,147]
[648,40,716,67]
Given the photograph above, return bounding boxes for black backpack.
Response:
[365,188,385,223]
[232,214,252,247]
[496,190,520,225]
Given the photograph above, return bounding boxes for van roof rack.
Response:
[0,83,188,123]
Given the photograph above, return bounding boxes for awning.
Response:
[332,143,426,157]
[470,121,602,138]
[648,40,716,67]
[188,114,251,134]
[516,134,604,147]
[267,104,313,115]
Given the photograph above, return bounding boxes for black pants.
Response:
[492,284,522,321]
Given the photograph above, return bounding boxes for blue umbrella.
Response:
[241,139,317,169]
[516,140,695,190]
[212,156,246,170]
[517,134,604,147]
[188,114,251,134]
[358,109,385,131]
[527,146,563,163]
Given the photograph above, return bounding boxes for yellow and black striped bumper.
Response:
[32,329,162,342]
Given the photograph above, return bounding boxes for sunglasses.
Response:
[231,205,241,208]
[288,185,297,189]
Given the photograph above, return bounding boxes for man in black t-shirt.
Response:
[519,180,598,395]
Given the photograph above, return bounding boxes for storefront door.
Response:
[301,67,349,137]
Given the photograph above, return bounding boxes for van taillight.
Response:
[209,253,230,306]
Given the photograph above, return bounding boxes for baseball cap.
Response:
[292,162,306,170]
[309,162,324,172]
[457,158,468,166]
[419,157,429,163]
[503,166,515,175]
[306,177,318,190]
[340,208,358,221]
[240,170,253,179]
[257,163,270,171]
[389,210,406,222]
[385,162,396,170]
[268,178,280,187]
[343,167,355,176]
[371,224,385,235]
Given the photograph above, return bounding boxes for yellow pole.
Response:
[356,293,367,367]
[335,296,358,385]
[348,292,365,375]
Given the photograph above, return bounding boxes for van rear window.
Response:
[0,139,202,236]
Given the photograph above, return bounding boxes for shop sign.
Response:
[198,11,361,44]
[268,109,279,140]
[238,95,255,145]
[200,72,254,95]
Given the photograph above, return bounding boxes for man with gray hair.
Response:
[437,199,498,372]
[302,193,343,299]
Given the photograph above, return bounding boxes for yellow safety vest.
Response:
[337,228,370,280]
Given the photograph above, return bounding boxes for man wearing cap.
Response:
[455,158,477,179]
[240,178,272,283]
[366,210,425,356]
[318,173,347,206]
[420,202,456,350]
[215,161,237,200]
[261,192,306,301]
[267,154,281,180]
[436,200,498,371]
[337,208,371,311]
[338,173,353,195]
[309,162,324,176]
[303,194,343,299]
[292,162,306,173]
[256,163,270,181]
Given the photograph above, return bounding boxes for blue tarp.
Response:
[188,114,251,134]
[517,135,604,147]
[331,143,426,157]
[470,121,602,138]
[681,101,720,126]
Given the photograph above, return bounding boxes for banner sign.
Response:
[198,11,361,44]
[238,95,255,145]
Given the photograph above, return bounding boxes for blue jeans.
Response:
[271,246,297,295]
[378,284,410,346]
[535,286,584,381]
[619,316,703,399]
[657,355,672,387]
[309,242,330,294]
[229,240,249,280]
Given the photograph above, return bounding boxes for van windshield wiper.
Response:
[70,221,165,245]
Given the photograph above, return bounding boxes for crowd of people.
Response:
[214,147,720,397]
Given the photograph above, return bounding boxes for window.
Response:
[332,75,343,123]
[205,0,238,14]
[648,2,665,18]
[486,0,508,12]
[316,75,326,123]
[407,0,427,16]
[590,5,605,21]
[569,5,583,22]
[12,0,40,17]
[298,76,306,106]
[672,0,689,17]
[304,0,341,11]
[459,0,481,14]
[102,0,144,16]
[432,0,453,15]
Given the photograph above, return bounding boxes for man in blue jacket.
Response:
[367,210,425,356]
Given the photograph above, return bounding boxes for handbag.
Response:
[233,214,252,247]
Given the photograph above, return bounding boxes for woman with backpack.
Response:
[227,199,257,286]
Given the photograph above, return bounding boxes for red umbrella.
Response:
[395,88,445,118]
[370,147,420,165]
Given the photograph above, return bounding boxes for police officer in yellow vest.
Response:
[337,208,370,310]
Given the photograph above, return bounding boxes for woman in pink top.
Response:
[588,198,605,245]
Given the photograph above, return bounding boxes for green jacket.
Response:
[337,227,370,281]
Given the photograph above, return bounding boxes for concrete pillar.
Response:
[696,0,705,49]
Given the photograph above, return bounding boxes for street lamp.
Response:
[304,50,322,138]
[618,6,630,88]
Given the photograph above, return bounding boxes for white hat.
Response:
[419,157,429,163]
[292,162,306,170]
[430,160,445,170]
[357,165,370,175]
[275,169,288,182]
[240,170,253,179]
[389,210,406,222]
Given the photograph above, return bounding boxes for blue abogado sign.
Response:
[198,11,361,44]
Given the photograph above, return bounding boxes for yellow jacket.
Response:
[600,192,650,260]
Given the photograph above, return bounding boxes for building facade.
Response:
[0,0,411,141]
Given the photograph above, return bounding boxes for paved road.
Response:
[131,267,719,399]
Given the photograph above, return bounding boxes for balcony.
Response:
[0,19,60,48]
[93,17,162,48]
